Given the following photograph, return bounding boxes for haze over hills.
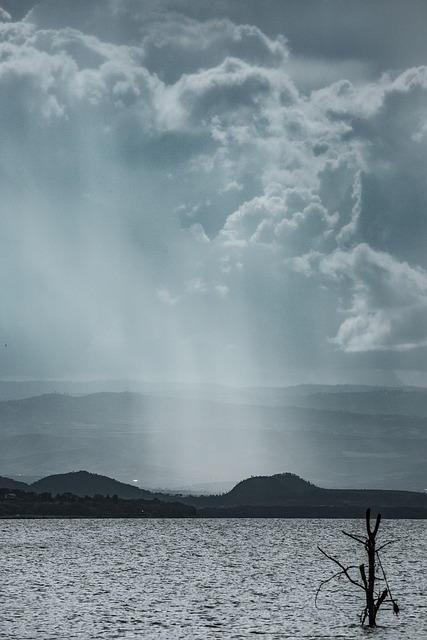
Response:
[0,385,427,492]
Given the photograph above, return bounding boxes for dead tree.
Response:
[316,508,399,627]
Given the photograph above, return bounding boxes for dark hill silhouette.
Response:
[184,473,427,511]
[30,470,155,499]
[223,473,319,505]
[0,476,29,490]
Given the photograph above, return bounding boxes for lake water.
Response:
[0,518,426,639]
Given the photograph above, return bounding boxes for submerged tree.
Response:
[316,508,399,628]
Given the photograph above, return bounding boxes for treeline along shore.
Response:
[2,471,427,518]
[0,488,196,518]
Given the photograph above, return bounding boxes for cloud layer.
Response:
[0,0,426,385]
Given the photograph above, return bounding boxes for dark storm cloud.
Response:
[0,0,426,385]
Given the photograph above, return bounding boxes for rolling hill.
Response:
[30,470,154,499]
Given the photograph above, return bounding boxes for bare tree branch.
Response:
[376,540,396,552]
[342,530,365,545]
[317,546,365,590]
[376,588,388,610]
[315,569,344,608]
[372,513,382,538]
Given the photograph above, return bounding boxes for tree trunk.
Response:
[362,509,382,627]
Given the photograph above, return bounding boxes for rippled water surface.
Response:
[0,518,426,639]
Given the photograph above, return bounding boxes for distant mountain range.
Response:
[1,385,427,492]
[1,470,427,518]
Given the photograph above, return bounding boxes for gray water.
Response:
[0,518,426,639]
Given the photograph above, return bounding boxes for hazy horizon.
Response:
[1,0,427,387]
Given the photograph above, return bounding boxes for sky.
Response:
[0,0,427,387]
